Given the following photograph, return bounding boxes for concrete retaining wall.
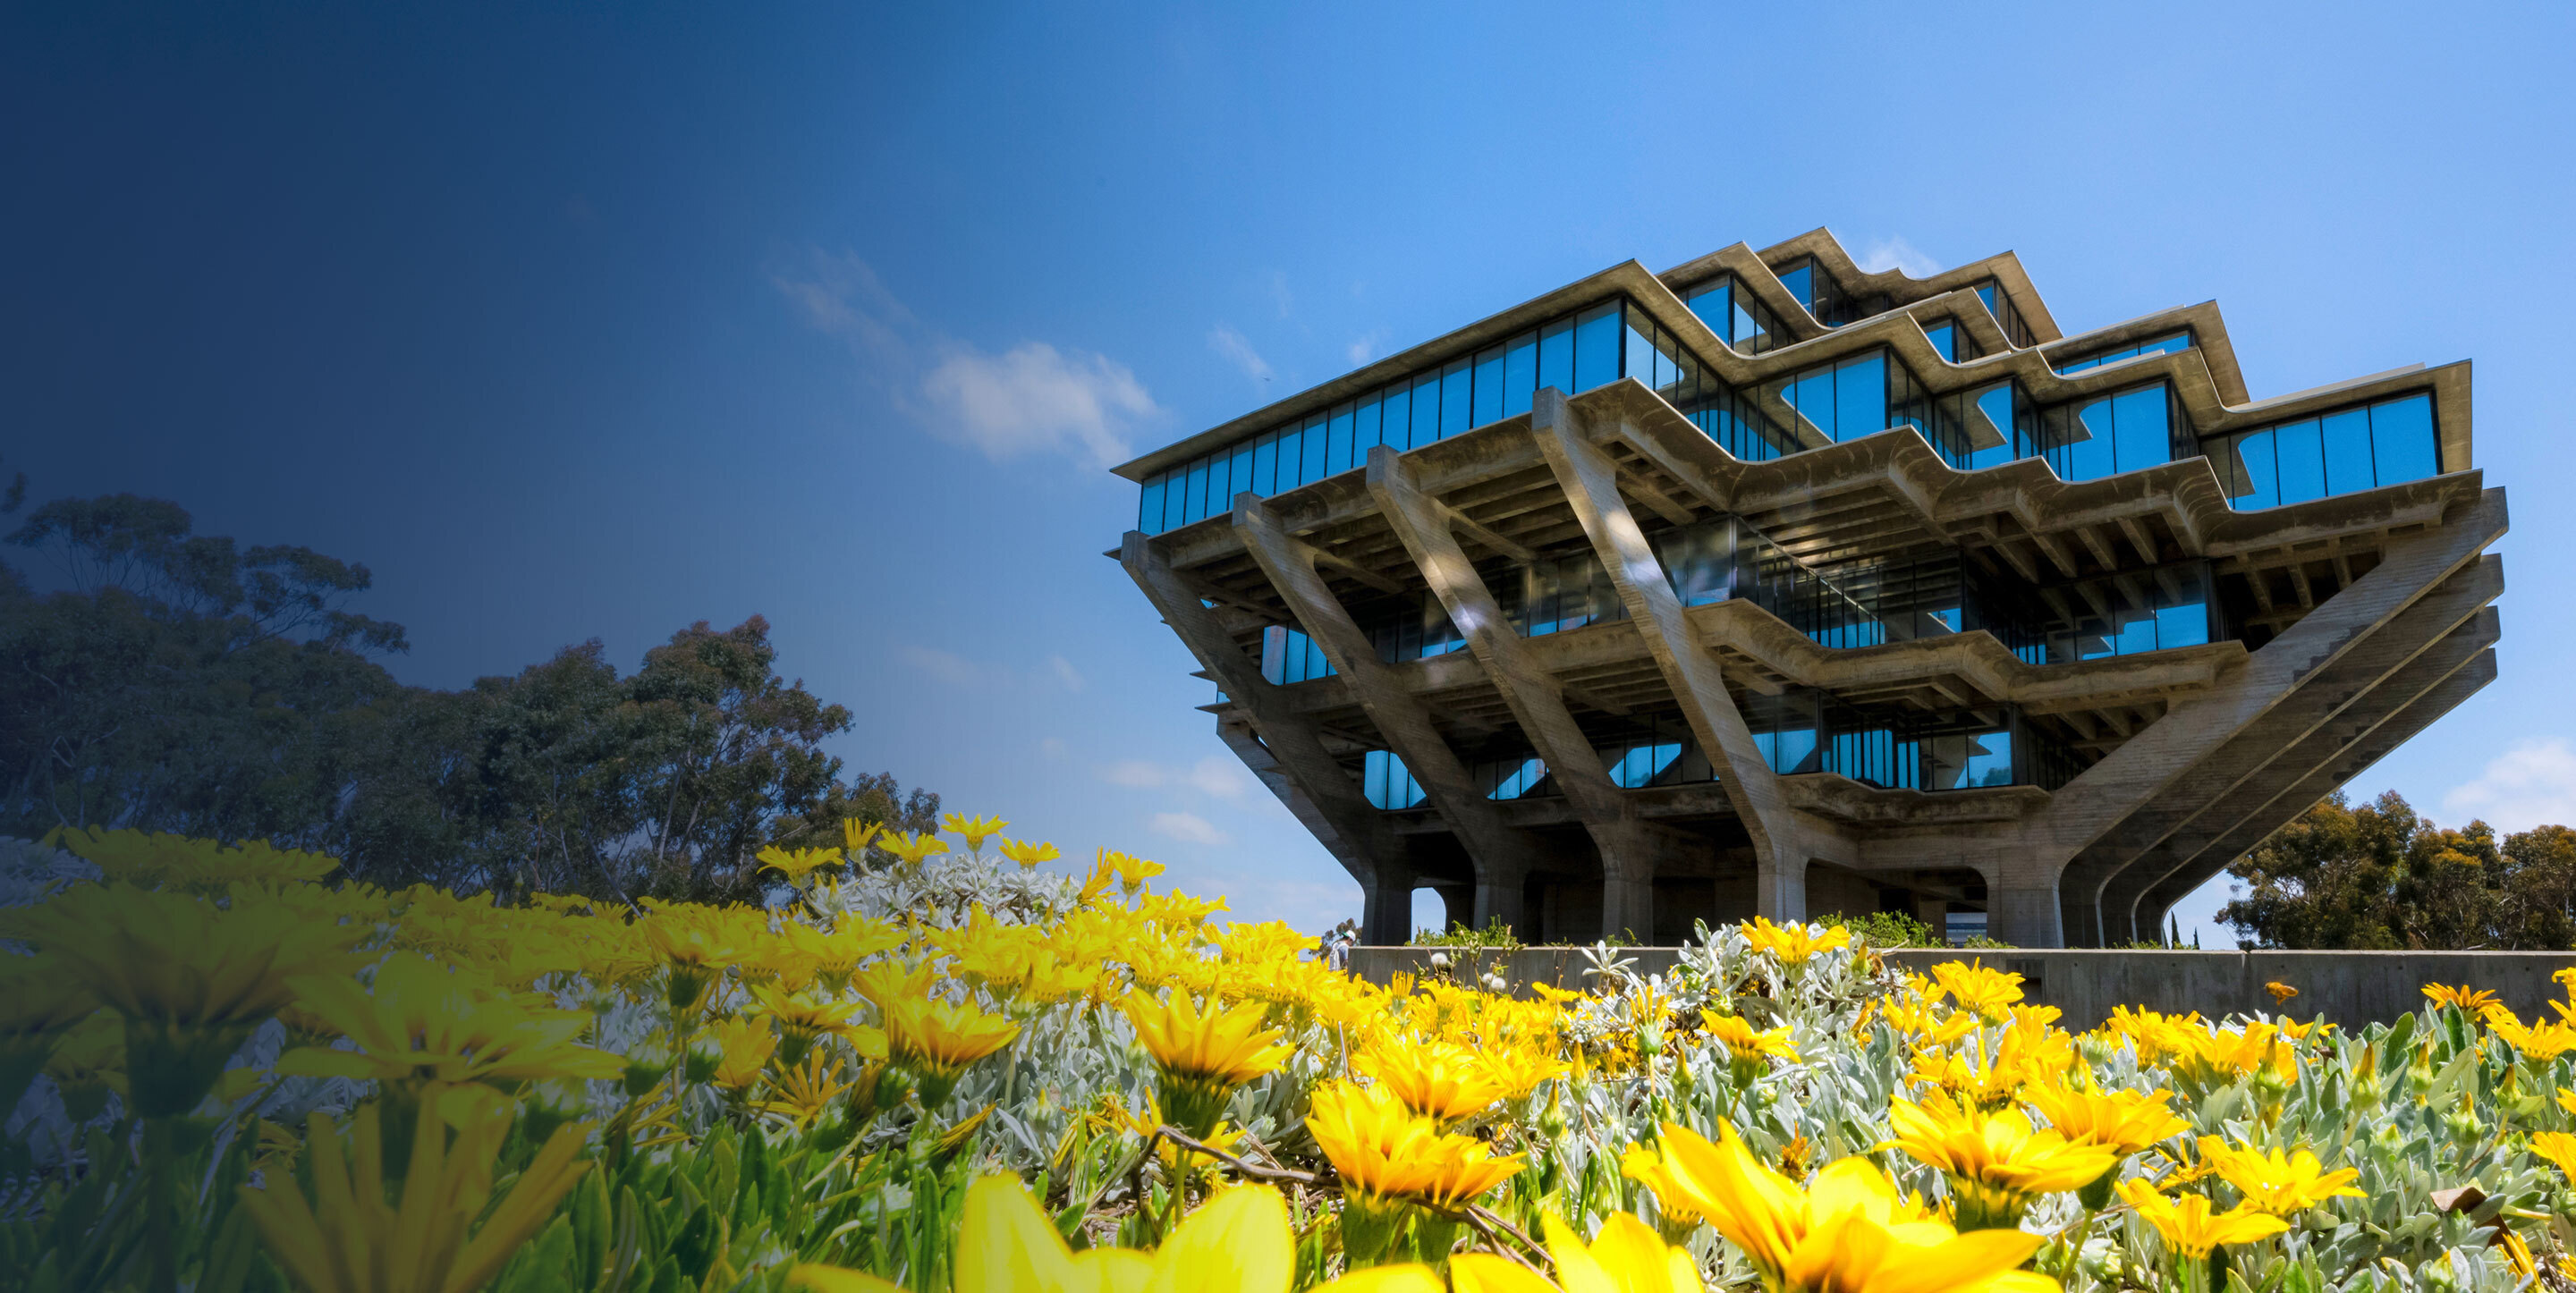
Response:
[1347,946,2576,1031]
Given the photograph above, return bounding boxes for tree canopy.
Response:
[2221,790,2576,950]
[0,481,936,902]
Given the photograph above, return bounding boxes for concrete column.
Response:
[1756,856,1809,924]
[1360,852,1418,946]
[1121,532,1390,884]
[1473,861,1529,934]
[2134,646,2497,942]
[1527,389,1844,925]
[1367,446,1705,936]
[1991,878,2065,949]
[1602,870,1656,945]
[1230,494,1552,908]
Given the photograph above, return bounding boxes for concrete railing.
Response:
[1347,946,2576,1031]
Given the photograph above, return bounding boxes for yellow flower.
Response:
[842,818,882,855]
[1881,1094,2120,1229]
[47,827,340,891]
[237,1089,589,1293]
[2531,1130,2576,1181]
[795,1173,1369,1293]
[757,845,844,888]
[1622,1144,1706,1225]
[1306,1078,1521,1263]
[1643,1120,2055,1293]
[1522,1212,1703,1293]
[2114,1179,2288,1259]
[2484,1009,2576,1061]
[998,839,1061,868]
[755,1052,853,1128]
[1741,917,1850,965]
[878,831,951,865]
[877,995,1018,1108]
[1354,1035,1509,1126]
[2263,982,2298,1005]
[2194,1138,2361,1214]
[1702,1010,1800,1066]
[2424,984,2502,1014]
[0,956,98,1110]
[1100,849,1165,894]
[277,955,622,1091]
[703,1016,777,1091]
[638,903,750,1015]
[1928,961,2026,1019]
[2020,1084,2190,1157]
[748,983,863,1066]
[1123,990,1290,1137]
[11,883,356,1118]
[943,814,1008,851]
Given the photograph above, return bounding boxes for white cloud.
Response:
[1855,236,1941,279]
[1345,330,1389,367]
[900,645,986,688]
[1039,737,1068,760]
[1046,654,1086,691]
[2442,738,2576,833]
[1267,270,1293,318]
[772,248,1157,467]
[1094,755,1253,801]
[1209,325,1274,385]
[1186,756,1253,800]
[1150,811,1230,846]
[1098,759,1167,789]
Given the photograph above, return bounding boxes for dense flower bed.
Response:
[6,821,2576,1293]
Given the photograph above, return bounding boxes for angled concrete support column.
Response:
[2136,646,2498,942]
[1473,863,1528,934]
[1366,443,1698,940]
[2099,608,2499,942]
[1122,532,1392,891]
[1231,494,1551,910]
[2060,554,2505,943]
[1360,853,1418,947]
[1527,388,1844,924]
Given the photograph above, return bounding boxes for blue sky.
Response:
[8,3,2573,945]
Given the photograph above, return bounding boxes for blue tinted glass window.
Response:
[1625,312,1659,386]
[1300,414,1329,485]
[2231,429,2281,508]
[1471,345,1505,426]
[1356,395,1385,461]
[1440,360,1473,439]
[2111,385,2172,473]
[1778,263,1814,308]
[2067,398,2116,481]
[1377,385,1411,453]
[1967,385,2021,470]
[1140,474,1165,532]
[1536,318,1573,397]
[1227,442,1255,504]
[2157,598,2208,647]
[1926,322,1957,362]
[2274,418,2326,504]
[1686,282,1729,339]
[1205,451,1232,519]
[1182,457,1210,524]
[2276,425,2339,504]
[1250,430,1278,494]
[1326,401,1355,475]
[2369,394,2439,484]
[1573,302,1622,391]
[1835,352,1887,441]
[1501,332,1538,418]
[1273,426,1305,490]
[1415,371,1446,444]
[1733,296,1767,351]
[2321,407,2374,495]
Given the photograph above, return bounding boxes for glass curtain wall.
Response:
[2204,393,2440,509]
[1139,300,1626,533]
[1974,280,2038,349]
[2038,382,2189,483]
[2055,331,2192,376]
[1922,316,1986,364]
[1360,749,1558,809]
[1676,275,1784,354]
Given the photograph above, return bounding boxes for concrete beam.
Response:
[2098,608,2498,943]
[2135,646,2498,941]
[1365,444,1685,936]
[1229,494,1553,917]
[2060,555,2504,942]
[1528,389,1847,923]
[1121,532,1396,930]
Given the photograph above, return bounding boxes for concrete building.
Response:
[1111,230,2504,950]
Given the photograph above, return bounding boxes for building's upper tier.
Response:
[1114,229,2470,537]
